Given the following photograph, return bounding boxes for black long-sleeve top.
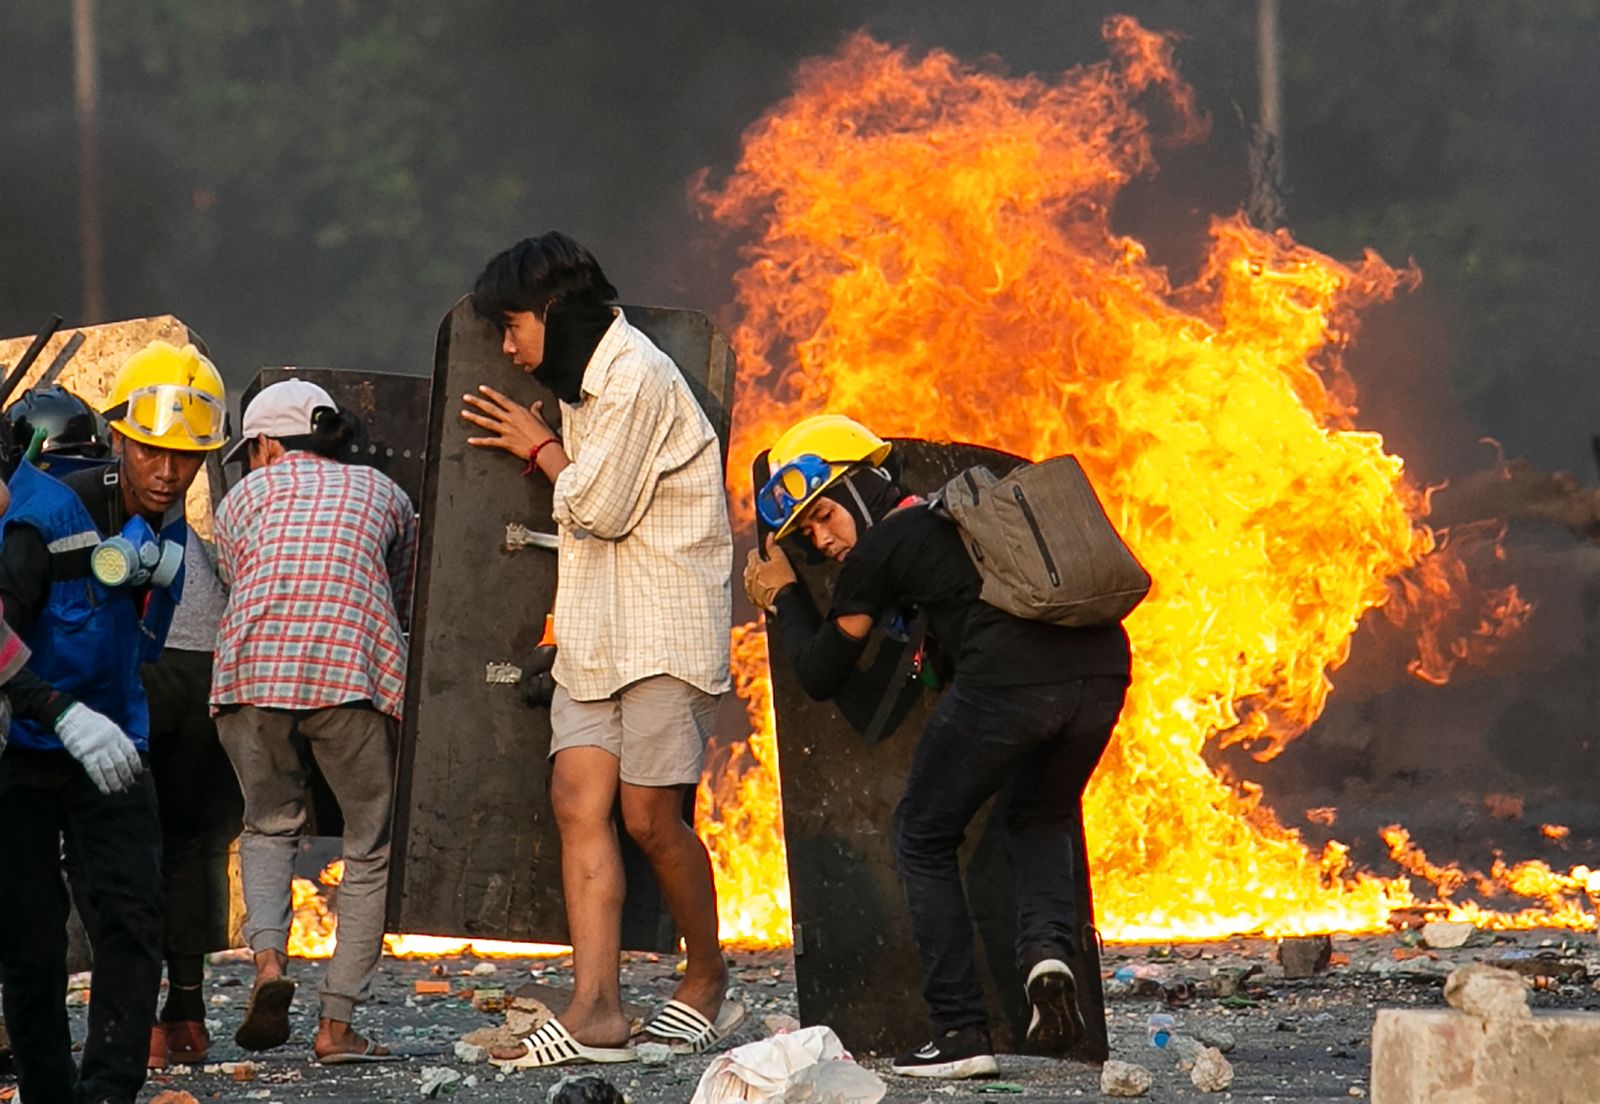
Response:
[769,504,1131,701]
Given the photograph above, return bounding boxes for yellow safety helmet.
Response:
[759,414,892,540]
[102,341,228,452]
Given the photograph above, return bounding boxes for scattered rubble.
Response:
[419,1066,463,1098]
[1189,1046,1233,1092]
[1101,1059,1154,1097]
[27,931,1600,1101]
[1443,962,1531,1020]
[1487,948,1588,982]
[1193,1026,1236,1053]
[637,1041,674,1065]
[1419,921,1475,949]
[1277,935,1333,979]
[549,1074,625,1104]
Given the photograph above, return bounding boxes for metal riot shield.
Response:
[387,298,733,949]
[223,367,432,506]
[769,440,1110,1060]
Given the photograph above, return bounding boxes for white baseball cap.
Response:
[221,378,338,465]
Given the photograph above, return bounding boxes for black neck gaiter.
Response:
[537,302,616,405]
[821,466,905,534]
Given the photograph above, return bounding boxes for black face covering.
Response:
[821,465,905,533]
[536,302,616,405]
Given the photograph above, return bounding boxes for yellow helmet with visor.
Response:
[760,414,892,540]
[102,341,228,452]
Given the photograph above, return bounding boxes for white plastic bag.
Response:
[689,1025,886,1104]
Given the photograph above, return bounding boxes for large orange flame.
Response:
[282,21,1585,959]
[688,18,1588,945]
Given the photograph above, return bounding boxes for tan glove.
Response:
[743,541,798,613]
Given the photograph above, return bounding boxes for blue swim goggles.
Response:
[756,453,838,530]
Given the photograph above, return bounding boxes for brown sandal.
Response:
[234,976,296,1052]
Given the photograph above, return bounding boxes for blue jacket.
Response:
[1,460,186,751]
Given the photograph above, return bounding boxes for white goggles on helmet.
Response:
[108,384,228,448]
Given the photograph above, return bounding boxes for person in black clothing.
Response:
[0,346,228,1104]
[743,415,1132,1080]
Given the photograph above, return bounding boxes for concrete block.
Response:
[1371,1008,1600,1103]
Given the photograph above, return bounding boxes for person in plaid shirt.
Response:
[211,379,415,1064]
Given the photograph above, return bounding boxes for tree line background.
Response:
[3,0,1597,481]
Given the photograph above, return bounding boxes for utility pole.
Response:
[1250,0,1286,230]
[73,0,104,323]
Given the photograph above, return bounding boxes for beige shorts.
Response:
[549,675,723,787]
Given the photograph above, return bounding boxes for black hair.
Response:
[278,406,362,460]
[471,231,619,329]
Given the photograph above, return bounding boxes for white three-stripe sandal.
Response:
[642,999,748,1055]
[495,1019,638,1069]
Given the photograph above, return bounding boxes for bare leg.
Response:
[547,746,630,1047]
[620,783,727,1017]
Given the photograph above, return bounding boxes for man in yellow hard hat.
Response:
[0,340,227,1104]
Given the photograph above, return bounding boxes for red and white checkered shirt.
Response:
[211,453,416,720]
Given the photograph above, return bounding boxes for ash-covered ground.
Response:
[20,928,1599,1103]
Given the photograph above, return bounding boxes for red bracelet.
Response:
[522,437,559,477]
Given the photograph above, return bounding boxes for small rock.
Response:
[1101,1059,1153,1097]
[419,1066,463,1098]
[1168,1034,1203,1070]
[1349,1085,1367,1098]
[1190,1046,1233,1092]
[506,1004,551,1037]
[208,993,233,1006]
[464,1076,478,1089]
[635,1042,673,1065]
[1277,935,1332,979]
[1421,921,1474,949]
[471,962,499,976]
[453,1041,486,1064]
[1444,962,1531,1020]
[1194,1027,1236,1053]
[547,1073,625,1103]
[763,1013,802,1034]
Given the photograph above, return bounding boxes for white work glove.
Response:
[55,703,143,795]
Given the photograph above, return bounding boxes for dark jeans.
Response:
[0,747,164,1104]
[144,648,244,956]
[892,675,1128,1032]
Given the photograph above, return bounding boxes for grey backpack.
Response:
[932,456,1150,627]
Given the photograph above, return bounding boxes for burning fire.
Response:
[288,860,569,960]
[688,17,1594,943]
[285,20,1589,960]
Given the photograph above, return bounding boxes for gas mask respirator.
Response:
[90,516,182,589]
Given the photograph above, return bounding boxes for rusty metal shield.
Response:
[769,439,1110,1059]
[387,299,733,950]
[225,367,433,506]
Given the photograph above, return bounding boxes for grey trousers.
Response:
[216,704,397,1022]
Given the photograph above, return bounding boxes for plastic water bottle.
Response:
[1146,1012,1176,1048]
